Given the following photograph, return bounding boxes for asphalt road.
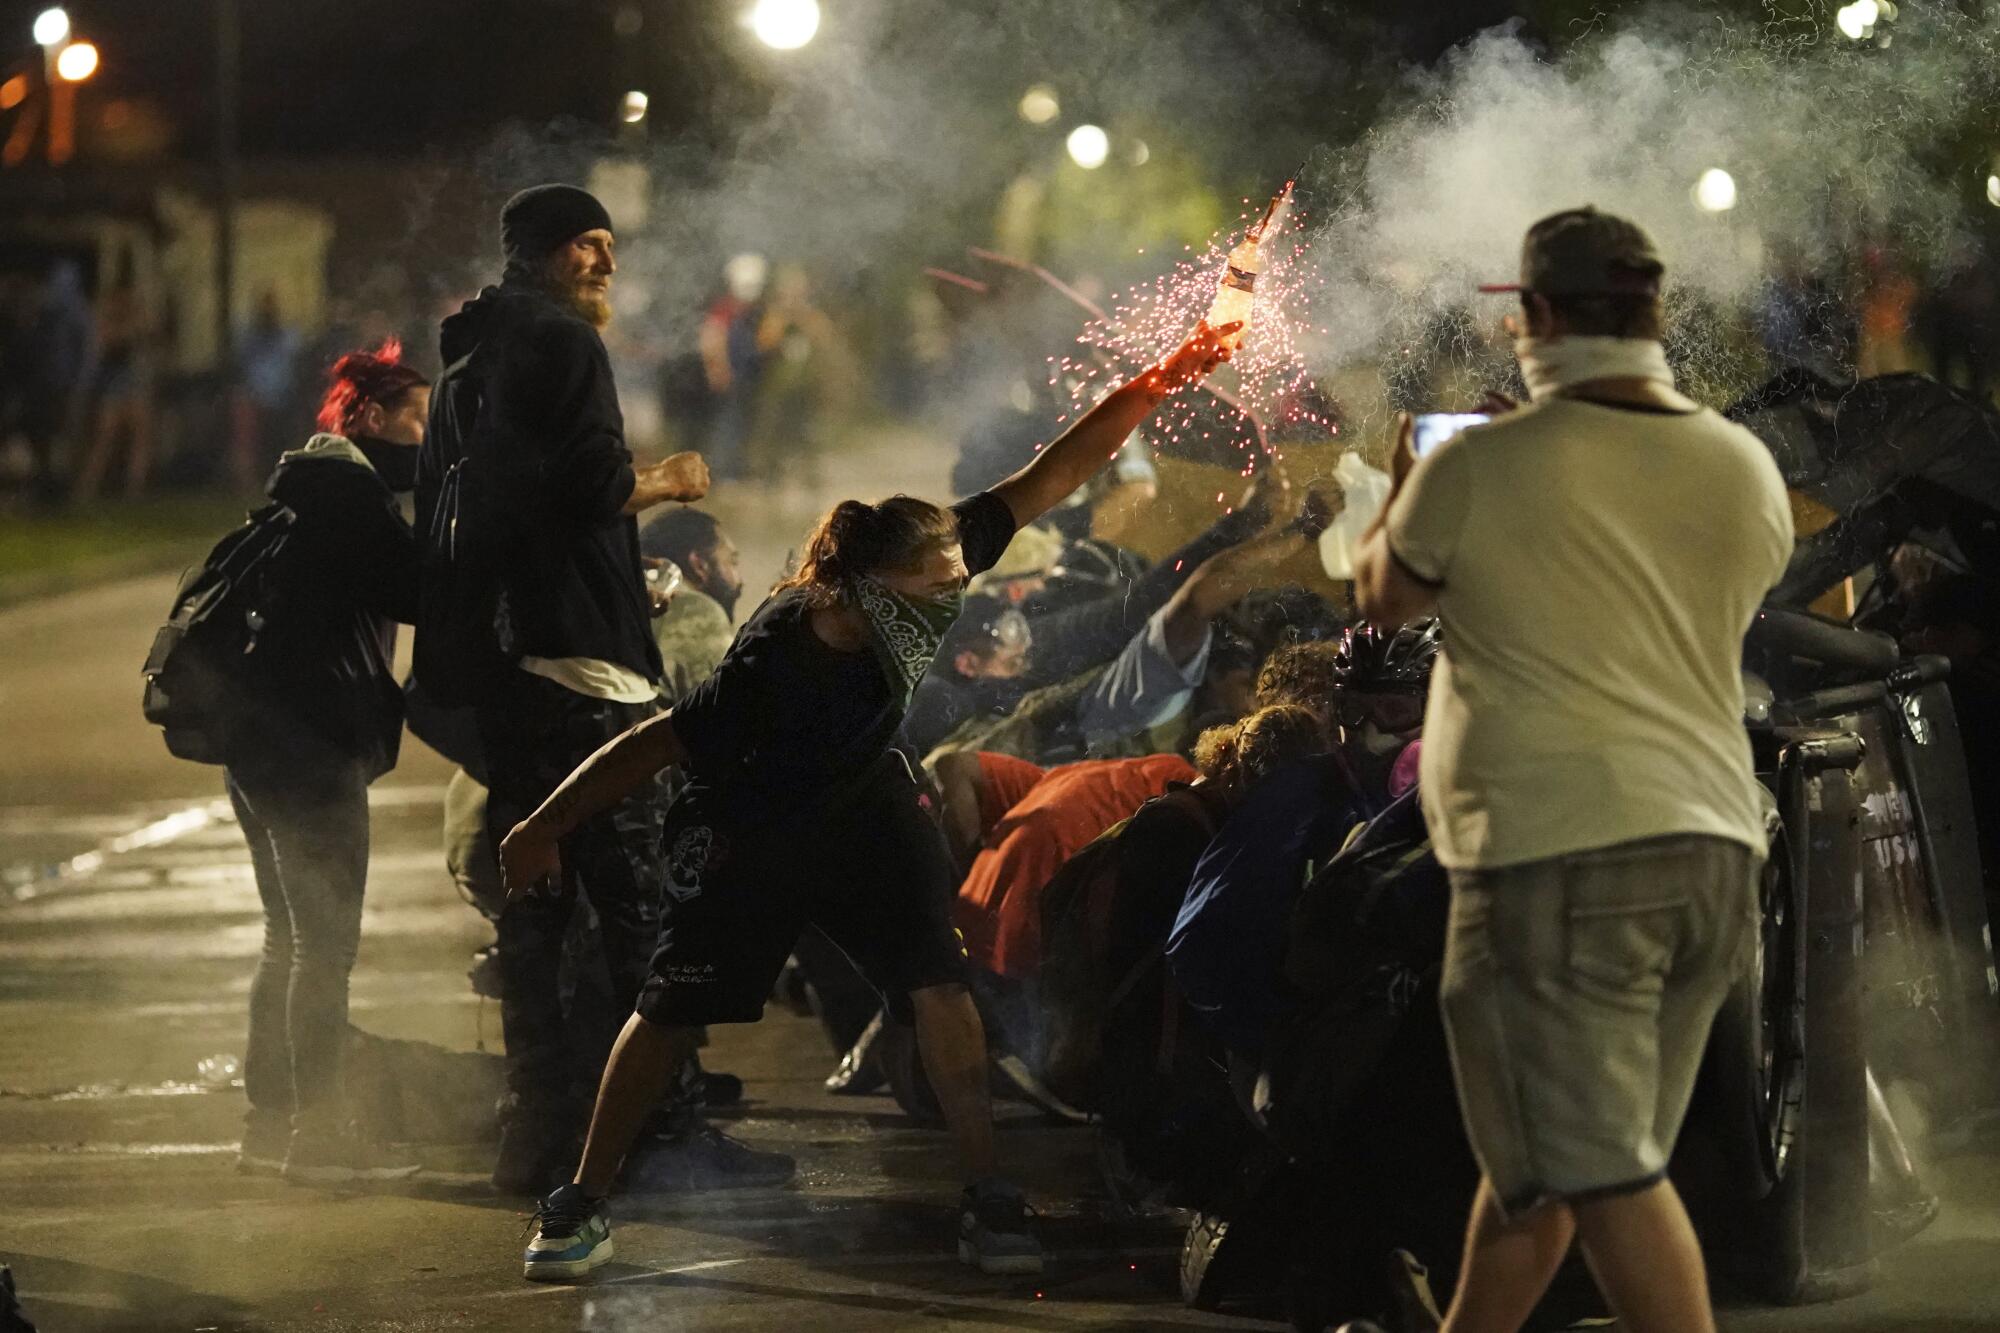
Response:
[5,455,2000,1331]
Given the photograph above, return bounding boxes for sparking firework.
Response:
[1047,177,1332,496]
[1206,181,1293,351]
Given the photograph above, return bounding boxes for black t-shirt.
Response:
[670,491,1017,829]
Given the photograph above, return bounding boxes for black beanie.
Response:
[501,185,614,266]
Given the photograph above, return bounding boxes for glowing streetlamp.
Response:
[32,7,69,48]
[1986,174,2000,209]
[1066,124,1109,170]
[620,90,648,124]
[748,0,819,51]
[54,40,97,82]
[1836,0,1896,41]
[1694,167,1738,213]
[1018,85,1060,126]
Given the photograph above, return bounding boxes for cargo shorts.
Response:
[1439,834,1762,1219]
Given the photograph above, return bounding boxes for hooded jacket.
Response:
[421,283,661,683]
[251,433,418,778]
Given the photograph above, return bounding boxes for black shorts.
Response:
[636,757,969,1027]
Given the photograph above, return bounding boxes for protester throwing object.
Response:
[499,319,1238,1282]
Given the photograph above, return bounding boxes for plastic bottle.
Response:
[1205,182,1294,351]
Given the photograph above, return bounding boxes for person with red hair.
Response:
[224,341,430,1185]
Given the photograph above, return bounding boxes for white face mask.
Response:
[1513,335,1679,402]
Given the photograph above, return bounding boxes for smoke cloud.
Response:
[1293,6,2000,403]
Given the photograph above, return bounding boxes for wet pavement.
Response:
[6,452,2000,1330]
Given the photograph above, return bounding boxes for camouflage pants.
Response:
[476,672,667,1105]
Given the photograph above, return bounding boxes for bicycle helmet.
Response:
[1332,619,1442,694]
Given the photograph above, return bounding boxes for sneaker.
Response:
[958,1178,1044,1276]
[522,1183,613,1282]
[282,1127,421,1185]
[236,1111,291,1176]
[624,1124,797,1192]
[700,1070,745,1107]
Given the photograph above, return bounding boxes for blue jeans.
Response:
[225,758,371,1126]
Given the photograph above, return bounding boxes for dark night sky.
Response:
[0,0,1547,160]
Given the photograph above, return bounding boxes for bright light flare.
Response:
[1018,85,1060,125]
[1066,124,1110,170]
[32,7,68,47]
[620,90,648,123]
[1694,167,1738,212]
[55,40,98,82]
[1835,1,1879,41]
[1049,194,1331,511]
[1987,174,2000,209]
[748,0,819,50]
[0,75,27,110]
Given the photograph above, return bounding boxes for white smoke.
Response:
[1295,7,2000,404]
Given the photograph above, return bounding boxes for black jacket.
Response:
[251,435,418,778]
[421,283,661,682]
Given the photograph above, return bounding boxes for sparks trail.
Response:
[1050,179,1334,497]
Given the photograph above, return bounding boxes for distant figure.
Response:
[751,263,841,488]
[71,278,156,502]
[232,290,305,490]
[698,252,769,482]
[16,262,92,506]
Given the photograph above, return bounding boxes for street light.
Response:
[1066,124,1109,170]
[1694,167,1738,213]
[1018,85,1060,126]
[620,90,648,124]
[32,7,69,48]
[748,0,819,51]
[1986,174,2000,209]
[54,40,97,82]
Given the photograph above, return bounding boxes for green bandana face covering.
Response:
[851,576,965,707]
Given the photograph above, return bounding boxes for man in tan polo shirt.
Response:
[1353,207,1794,1333]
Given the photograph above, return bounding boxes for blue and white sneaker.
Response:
[522,1183,613,1281]
[958,1178,1044,1275]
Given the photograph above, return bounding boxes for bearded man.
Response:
[421,185,731,1193]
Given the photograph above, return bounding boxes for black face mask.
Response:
[353,435,420,493]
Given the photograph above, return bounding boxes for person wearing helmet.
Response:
[1166,619,1443,1062]
[1329,620,1441,798]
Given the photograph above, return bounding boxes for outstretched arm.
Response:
[990,320,1238,529]
[498,712,690,898]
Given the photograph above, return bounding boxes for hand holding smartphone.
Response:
[1411,412,1490,459]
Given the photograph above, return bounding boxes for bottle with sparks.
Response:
[1206,181,1293,352]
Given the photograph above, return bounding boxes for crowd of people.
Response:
[173,187,1794,1333]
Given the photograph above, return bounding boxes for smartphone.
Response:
[1411,412,1490,459]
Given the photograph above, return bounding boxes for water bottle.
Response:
[1205,181,1293,351]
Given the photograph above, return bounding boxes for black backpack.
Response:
[140,503,300,764]
[1259,790,1449,1160]
[414,344,519,707]
[1035,786,1224,1111]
